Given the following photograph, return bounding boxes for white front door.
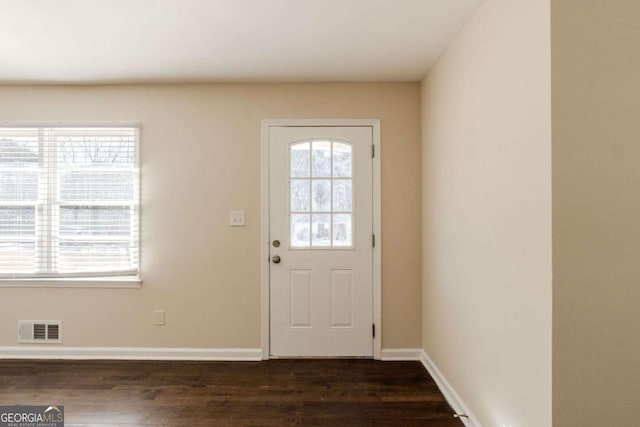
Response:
[269,126,374,357]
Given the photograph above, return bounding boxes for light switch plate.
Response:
[154,309,165,326]
[229,210,245,227]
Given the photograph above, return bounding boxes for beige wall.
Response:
[552,0,640,425]
[0,83,422,349]
[421,0,551,425]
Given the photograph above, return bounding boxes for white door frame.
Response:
[260,119,381,360]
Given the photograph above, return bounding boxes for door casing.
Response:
[260,119,381,360]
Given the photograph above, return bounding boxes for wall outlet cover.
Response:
[229,210,245,227]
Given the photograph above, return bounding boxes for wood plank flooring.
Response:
[0,359,463,426]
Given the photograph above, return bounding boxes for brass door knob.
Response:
[272,255,281,264]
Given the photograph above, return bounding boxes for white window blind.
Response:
[0,124,140,280]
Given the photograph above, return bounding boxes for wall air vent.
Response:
[18,321,62,344]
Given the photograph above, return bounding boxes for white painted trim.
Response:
[0,279,141,289]
[381,348,480,426]
[371,122,382,360]
[0,346,262,361]
[0,121,141,128]
[420,350,481,427]
[260,119,380,127]
[380,348,423,361]
[260,121,271,361]
[260,119,382,360]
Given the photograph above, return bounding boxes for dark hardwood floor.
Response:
[0,359,463,426]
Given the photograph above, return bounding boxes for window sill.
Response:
[0,277,142,289]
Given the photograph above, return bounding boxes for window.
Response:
[0,124,140,281]
[290,140,353,248]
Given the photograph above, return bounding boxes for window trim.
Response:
[0,277,142,289]
[0,121,141,288]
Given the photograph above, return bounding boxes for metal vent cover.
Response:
[47,324,60,340]
[18,321,62,343]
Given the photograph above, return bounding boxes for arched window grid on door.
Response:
[289,140,354,249]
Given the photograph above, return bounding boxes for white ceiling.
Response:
[0,0,481,84]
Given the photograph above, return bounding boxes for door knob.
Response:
[272,255,281,264]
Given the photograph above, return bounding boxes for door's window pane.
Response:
[332,179,352,212]
[311,179,331,212]
[290,142,310,178]
[290,179,310,212]
[291,214,310,248]
[333,214,352,247]
[289,140,354,249]
[312,214,331,247]
[311,141,331,177]
[332,142,352,177]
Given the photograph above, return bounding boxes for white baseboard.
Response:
[0,346,263,361]
[420,350,481,427]
[381,348,480,426]
[380,348,423,361]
